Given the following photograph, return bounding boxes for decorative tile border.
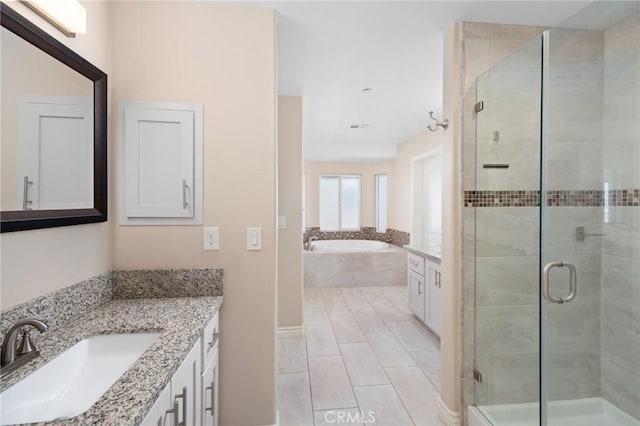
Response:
[464,189,640,207]
[603,189,640,207]
[304,227,410,248]
[464,190,540,207]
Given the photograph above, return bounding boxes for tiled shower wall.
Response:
[543,24,604,403]
[462,9,640,421]
[600,10,640,420]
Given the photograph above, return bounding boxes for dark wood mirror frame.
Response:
[0,3,107,233]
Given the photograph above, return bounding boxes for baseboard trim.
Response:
[438,398,461,426]
[277,325,304,338]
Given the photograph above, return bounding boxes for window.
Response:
[319,175,360,231]
[375,174,388,233]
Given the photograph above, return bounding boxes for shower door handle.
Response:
[542,261,577,304]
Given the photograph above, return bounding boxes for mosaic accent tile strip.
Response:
[464,189,640,207]
[304,227,410,247]
[0,272,112,347]
[603,189,640,206]
[464,190,541,207]
[112,268,224,299]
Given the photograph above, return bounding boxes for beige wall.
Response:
[388,130,442,234]
[440,22,464,420]
[278,96,303,329]
[304,161,392,229]
[109,3,277,425]
[0,1,111,310]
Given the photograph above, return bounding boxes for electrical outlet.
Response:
[203,227,219,250]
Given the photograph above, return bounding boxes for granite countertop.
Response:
[404,245,442,263]
[0,296,223,426]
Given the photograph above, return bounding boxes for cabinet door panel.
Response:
[201,313,220,374]
[140,381,172,426]
[202,348,219,426]
[425,261,441,336]
[124,108,194,218]
[408,272,425,319]
[172,339,201,426]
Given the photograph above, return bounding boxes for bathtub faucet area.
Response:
[304,236,319,251]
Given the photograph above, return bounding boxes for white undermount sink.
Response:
[0,332,161,425]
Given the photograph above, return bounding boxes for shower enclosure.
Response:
[469,1,639,425]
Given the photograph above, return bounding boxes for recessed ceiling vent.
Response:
[349,124,370,129]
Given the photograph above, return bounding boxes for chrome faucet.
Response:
[1,318,48,378]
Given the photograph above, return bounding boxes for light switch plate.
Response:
[247,227,262,250]
[277,216,287,229]
[204,227,219,250]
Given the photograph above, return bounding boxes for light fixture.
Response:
[350,124,370,129]
[21,0,87,38]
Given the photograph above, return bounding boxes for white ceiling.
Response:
[248,1,590,161]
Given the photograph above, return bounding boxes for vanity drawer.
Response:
[408,253,425,275]
[201,312,220,373]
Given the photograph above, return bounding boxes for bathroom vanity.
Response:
[141,309,220,426]
[0,269,223,426]
[406,246,442,337]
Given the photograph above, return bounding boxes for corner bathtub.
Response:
[310,239,390,252]
[304,240,406,287]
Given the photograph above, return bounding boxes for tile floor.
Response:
[278,286,444,426]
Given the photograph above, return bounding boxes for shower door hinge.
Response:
[474,101,484,113]
[473,368,483,383]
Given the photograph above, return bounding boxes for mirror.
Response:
[0,4,107,232]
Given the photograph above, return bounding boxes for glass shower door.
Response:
[541,2,640,425]
[472,35,543,425]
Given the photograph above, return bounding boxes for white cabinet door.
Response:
[408,271,425,319]
[124,107,195,218]
[172,339,201,426]
[140,381,172,426]
[425,261,441,336]
[18,97,93,210]
[201,347,219,426]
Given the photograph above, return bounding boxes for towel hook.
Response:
[427,111,449,132]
